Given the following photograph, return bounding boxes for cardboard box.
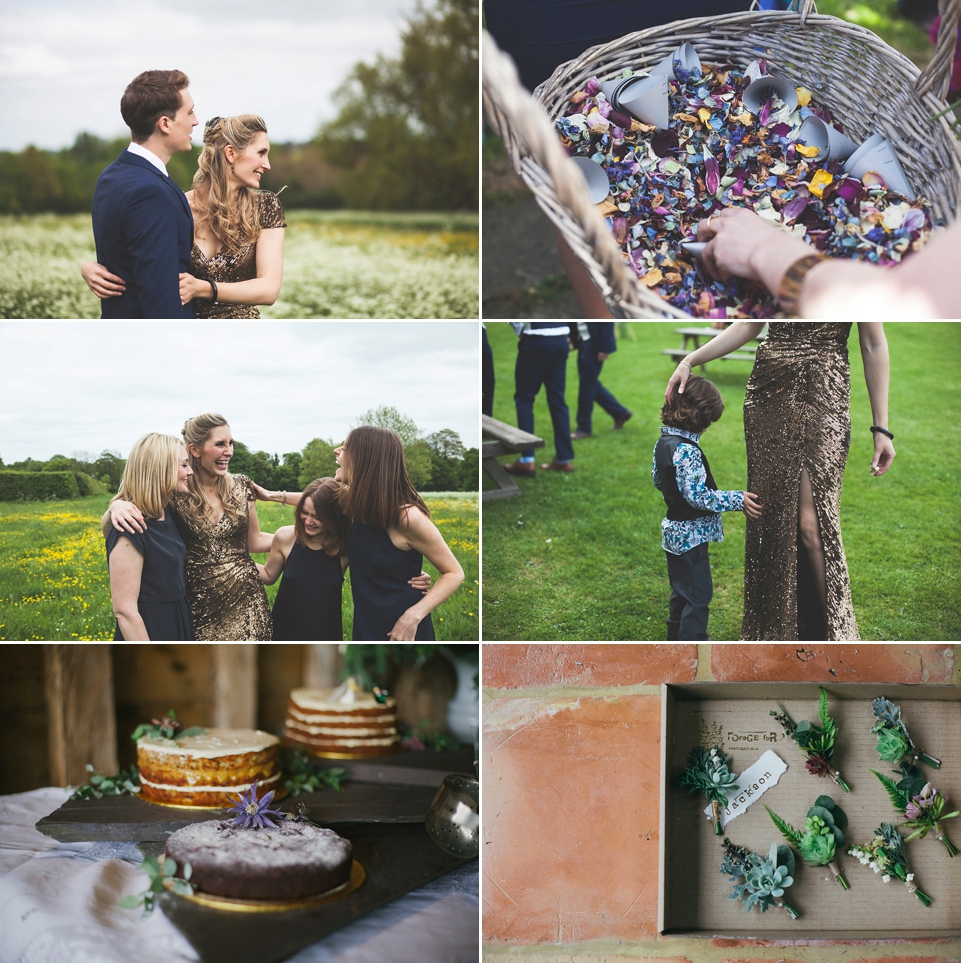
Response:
[659,682,961,939]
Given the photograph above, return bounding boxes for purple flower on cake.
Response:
[226,781,285,829]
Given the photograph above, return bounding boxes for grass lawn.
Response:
[0,493,477,641]
[482,322,961,641]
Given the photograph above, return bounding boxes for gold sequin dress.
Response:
[170,474,272,640]
[192,192,286,319]
[741,322,859,641]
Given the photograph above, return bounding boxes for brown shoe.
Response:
[612,410,633,430]
[541,460,575,472]
[571,430,593,440]
[503,460,536,477]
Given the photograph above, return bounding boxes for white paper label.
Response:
[703,749,788,829]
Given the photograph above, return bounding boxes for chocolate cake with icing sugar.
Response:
[284,682,400,757]
[165,820,353,900]
[137,728,281,807]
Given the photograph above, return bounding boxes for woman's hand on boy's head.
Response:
[665,363,690,403]
[743,492,763,519]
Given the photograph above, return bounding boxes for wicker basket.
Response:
[483,0,961,318]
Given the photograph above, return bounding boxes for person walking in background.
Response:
[504,322,575,475]
[482,323,495,417]
[570,322,632,440]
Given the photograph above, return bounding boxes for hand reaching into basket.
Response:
[696,206,961,318]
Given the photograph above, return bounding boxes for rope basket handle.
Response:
[787,0,959,98]
[482,33,646,311]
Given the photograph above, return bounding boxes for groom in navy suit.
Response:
[91,69,198,318]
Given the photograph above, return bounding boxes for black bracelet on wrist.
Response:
[870,425,894,440]
[209,280,218,302]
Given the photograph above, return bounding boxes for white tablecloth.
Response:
[0,789,478,963]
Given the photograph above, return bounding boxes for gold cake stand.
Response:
[165,859,365,912]
[141,785,288,811]
[284,738,403,761]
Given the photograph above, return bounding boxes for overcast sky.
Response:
[0,0,418,151]
[0,321,479,462]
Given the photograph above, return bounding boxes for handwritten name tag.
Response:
[702,749,788,830]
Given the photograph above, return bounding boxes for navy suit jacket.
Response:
[584,322,617,356]
[91,151,195,318]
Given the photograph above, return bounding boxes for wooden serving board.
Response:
[332,745,477,787]
[155,823,475,963]
[35,782,440,843]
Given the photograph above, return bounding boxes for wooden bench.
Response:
[482,414,544,502]
[661,325,763,370]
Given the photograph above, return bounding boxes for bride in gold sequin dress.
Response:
[82,115,285,318]
[104,412,273,640]
[666,322,895,641]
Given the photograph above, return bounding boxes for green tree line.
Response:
[1,409,478,498]
[0,0,476,215]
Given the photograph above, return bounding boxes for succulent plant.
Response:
[767,795,850,889]
[720,838,799,918]
[678,745,740,835]
[871,697,940,769]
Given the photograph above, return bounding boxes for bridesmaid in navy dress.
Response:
[256,477,434,640]
[105,433,195,640]
[335,426,465,641]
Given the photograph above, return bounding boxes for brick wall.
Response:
[482,643,960,963]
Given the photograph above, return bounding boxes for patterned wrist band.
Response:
[777,253,827,317]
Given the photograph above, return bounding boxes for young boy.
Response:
[652,376,762,641]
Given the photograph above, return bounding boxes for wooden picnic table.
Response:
[482,413,544,502]
[661,325,766,371]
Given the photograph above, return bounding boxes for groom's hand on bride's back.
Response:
[81,261,125,298]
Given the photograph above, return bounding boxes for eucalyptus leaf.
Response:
[170,880,194,896]
[814,795,836,811]
[807,805,836,826]
[163,857,176,876]
[142,856,160,877]
[118,894,142,909]
[183,862,192,881]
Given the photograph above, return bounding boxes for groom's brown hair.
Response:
[121,69,190,142]
[661,376,725,433]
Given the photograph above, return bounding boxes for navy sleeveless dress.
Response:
[348,521,436,641]
[271,541,344,641]
[105,511,194,640]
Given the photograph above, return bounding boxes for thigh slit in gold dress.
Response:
[741,322,859,641]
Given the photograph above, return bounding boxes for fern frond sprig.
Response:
[769,687,849,792]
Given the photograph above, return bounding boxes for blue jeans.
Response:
[576,347,629,433]
[514,335,574,462]
[665,542,713,641]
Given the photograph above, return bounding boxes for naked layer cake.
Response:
[165,820,353,900]
[284,683,400,757]
[137,728,281,807]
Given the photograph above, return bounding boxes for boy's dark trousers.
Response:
[665,543,713,641]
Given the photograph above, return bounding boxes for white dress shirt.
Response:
[126,142,168,177]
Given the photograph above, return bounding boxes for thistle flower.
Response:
[226,781,286,829]
[872,770,959,857]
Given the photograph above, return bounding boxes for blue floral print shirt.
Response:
[651,427,745,556]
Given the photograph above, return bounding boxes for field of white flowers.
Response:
[0,211,478,319]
